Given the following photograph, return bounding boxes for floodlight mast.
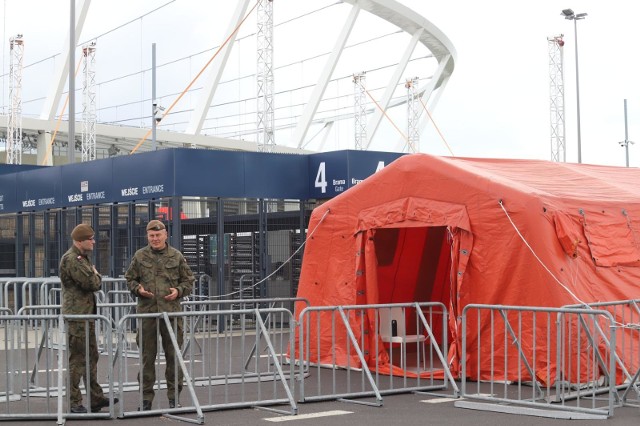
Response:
[7,35,24,165]
[561,8,587,164]
[548,34,565,163]
[81,42,97,162]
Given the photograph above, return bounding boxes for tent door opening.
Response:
[373,226,453,367]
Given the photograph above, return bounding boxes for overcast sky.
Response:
[1,0,639,167]
[402,0,640,167]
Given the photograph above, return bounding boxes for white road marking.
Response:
[264,410,353,422]
[421,397,458,404]
[4,368,67,374]
[421,393,494,404]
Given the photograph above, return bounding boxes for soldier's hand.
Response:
[138,287,154,298]
[164,287,178,301]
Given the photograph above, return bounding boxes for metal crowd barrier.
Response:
[11,296,307,382]
[0,278,59,313]
[2,277,637,423]
[563,299,640,407]
[1,304,298,422]
[0,277,127,313]
[59,314,117,424]
[17,302,137,360]
[458,304,617,420]
[115,308,297,420]
[0,312,62,422]
[39,279,61,306]
[296,302,457,406]
[0,313,115,423]
[182,297,309,328]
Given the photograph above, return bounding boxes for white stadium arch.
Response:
[0,0,455,164]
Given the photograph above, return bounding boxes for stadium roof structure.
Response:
[0,0,455,164]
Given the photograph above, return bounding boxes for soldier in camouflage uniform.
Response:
[125,220,194,410]
[60,224,118,413]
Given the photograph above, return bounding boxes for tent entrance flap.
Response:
[357,196,473,359]
[374,226,452,343]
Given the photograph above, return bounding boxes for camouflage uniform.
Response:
[125,244,194,404]
[59,245,105,409]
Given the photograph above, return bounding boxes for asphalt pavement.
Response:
[9,391,640,426]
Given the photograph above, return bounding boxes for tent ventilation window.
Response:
[581,210,640,267]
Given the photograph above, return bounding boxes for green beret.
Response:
[146,220,166,231]
[71,224,94,241]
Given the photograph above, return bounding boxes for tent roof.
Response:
[436,156,640,202]
[308,154,640,231]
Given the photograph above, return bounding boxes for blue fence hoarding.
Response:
[61,158,114,207]
[112,149,175,202]
[0,174,17,213]
[243,151,308,199]
[3,148,405,213]
[173,149,244,198]
[307,150,404,198]
[16,166,63,212]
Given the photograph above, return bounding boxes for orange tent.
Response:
[294,154,640,382]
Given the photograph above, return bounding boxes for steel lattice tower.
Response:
[405,77,420,153]
[353,72,367,150]
[257,0,274,152]
[81,42,97,162]
[7,35,24,164]
[548,34,565,162]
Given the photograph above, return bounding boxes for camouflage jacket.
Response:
[125,244,194,313]
[60,246,101,334]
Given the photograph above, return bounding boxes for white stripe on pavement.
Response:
[421,393,495,404]
[421,397,458,404]
[264,410,353,422]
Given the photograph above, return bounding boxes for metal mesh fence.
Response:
[0,197,315,306]
[0,215,15,276]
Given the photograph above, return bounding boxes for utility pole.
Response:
[561,9,587,163]
[152,43,158,151]
[68,0,76,164]
[618,99,634,167]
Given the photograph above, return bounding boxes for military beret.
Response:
[71,224,94,241]
[146,220,166,231]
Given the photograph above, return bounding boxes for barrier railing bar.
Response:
[56,314,64,426]
[159,312,204,425]
[498,309,544,398]
[562,301,640,405]
[336,306,381,406]
[253,308,297,415]
[415,303,459,396]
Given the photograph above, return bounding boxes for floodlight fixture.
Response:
[560,8,588,163]
[561,8,574,18]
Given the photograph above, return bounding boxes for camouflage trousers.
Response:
[67,321,105,407]
[136,316,184,403]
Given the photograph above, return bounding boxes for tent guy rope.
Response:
[210,207,331,300]
[498,199,586,306]
[499,200,639,330]
[130,0,260,154]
